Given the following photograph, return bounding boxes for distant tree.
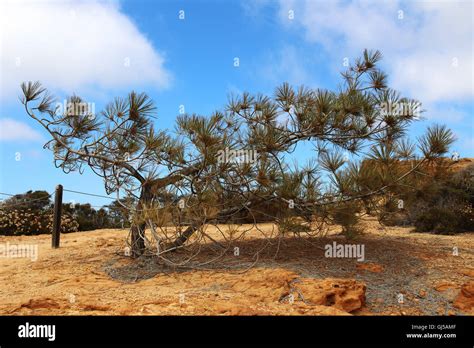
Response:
[106,196,137,228]
[21,50,455,259]
[62,203,109,231]
[0,190,51,211]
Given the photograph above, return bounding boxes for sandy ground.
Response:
[0,218,473,316]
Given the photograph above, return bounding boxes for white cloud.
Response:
[276,0,473,104]
[0,0,171,100]
[241,0,272,17]
[425,104,469,123]
[259,45,316,87]
[0,118,43,141]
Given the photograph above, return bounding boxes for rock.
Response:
[356,263,384,273]
[21,298,60,310]
[453,281,474,313]
[419,290,427,298]
[309,306,352,315]
[434,281,458,292]
[140,306,152,314]
[459,268,474,277]
[95,239,106,247]
[213,303,255,315]
[291,278,366,313]
[81,304,111,311]
[294,303,352,315]
[461,282,474,297]
[218,268,365,315]
[446,289,460,302]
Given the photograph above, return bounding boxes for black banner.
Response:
[0,315,472,346]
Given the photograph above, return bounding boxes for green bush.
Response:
[413,207,467,234]
[412,164,474,234]
[381,162,474,234]
[62,199,133,231]
[330,202,362,238]
[278,217,312,235]
[63,203,111,231]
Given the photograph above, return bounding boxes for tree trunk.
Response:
[130,223,146,257]
[130,184,153,257]
[165,224,198,251]
[131,186,252,255]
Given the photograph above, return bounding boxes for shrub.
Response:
[380,162,474,234]
[412,164,474,234]
[0,190,128,235]
[63,200,133,231]
[62,203,110,231]
[278,217,312,236]
[413,207,466,234]
[0,208,79,235]
[329,202,362,238]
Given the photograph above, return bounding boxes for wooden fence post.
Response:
[52,184,63,248]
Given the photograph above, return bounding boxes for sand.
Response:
[0,218,472,315]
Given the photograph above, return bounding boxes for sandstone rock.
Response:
[453,281,474,313]
[419,289,427,298]
[461,282,474,297]
[140,306,152,314]
[81,304,111,311]
[291,278,366,313]
[21,298,60,309]
[305,305,351,315]
[434,281,457,292]
[356,263,384,273]
[459,268,474,278]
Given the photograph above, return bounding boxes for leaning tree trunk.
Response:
[165,224,199,251]
[130,182,254,256]
[130,223,146,257]
[130,184,153,257]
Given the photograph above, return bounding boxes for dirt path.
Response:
[0,219,472,315]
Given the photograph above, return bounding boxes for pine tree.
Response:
[21,50,455,259]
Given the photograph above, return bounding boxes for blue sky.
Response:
[0,0,472,207]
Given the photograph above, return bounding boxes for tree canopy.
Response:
[21,49,455,260]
